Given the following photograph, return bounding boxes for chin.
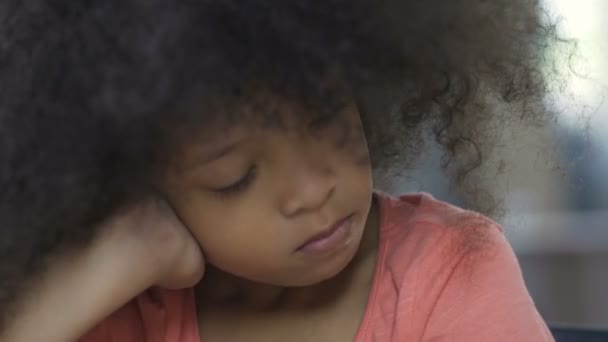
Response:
[290,239,362,287]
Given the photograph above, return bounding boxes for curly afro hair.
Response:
[0,0,556,326]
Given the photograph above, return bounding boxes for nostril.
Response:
[280,177,335,217]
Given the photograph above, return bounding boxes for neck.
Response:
[195,197,380,312]
[195,268,287,310]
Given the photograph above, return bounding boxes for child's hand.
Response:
[101,198,206,289]
[1,198,205,342]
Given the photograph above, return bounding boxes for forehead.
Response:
[167,94,359,165]
[176,94,347,141]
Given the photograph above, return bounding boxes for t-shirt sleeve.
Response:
[78,288,199,342]
[422,225,554,341]
[78,301,147,342]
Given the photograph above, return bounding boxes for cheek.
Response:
[337,121,371,167]
[354,143,371,167]
[348,165,373,202]
[175,198,285,275]
[344,150,374,204]
[339,133,372,170]
[178,201,246,253]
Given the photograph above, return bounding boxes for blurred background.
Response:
[390,0,608,328]
[509,0,608,327]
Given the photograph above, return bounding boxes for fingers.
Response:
[98,198,206,289]
[154,200,206,288]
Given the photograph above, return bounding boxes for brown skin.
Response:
[165,104,380,340]
[2,104,379,342]
[1,199,206,342]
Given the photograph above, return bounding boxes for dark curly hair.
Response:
[0,0,557,327]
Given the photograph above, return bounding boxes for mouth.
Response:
[296,214,354,254]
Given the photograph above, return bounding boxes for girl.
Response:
[0,0,557,340]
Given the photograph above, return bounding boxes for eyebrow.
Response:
[201,142,240,164]
[181,141,241,172]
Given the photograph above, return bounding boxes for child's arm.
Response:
[0,200,205,342]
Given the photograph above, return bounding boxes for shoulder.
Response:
[374,192,521,300]
[79,287,199,342]
[370,193,552,340]
[375,192,503,273]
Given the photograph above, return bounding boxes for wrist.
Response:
[1,233,156,342]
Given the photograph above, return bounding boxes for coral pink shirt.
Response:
[80,193,554,341]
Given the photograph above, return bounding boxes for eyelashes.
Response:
[211,165,257,199]
[204,118,367,200]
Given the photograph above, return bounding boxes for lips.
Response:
[297,215,354,254]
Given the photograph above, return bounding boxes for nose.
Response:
[278,151,336,218]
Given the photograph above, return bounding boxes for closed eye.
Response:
[211,165,257,199]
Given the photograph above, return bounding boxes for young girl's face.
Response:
[165,103,373,286]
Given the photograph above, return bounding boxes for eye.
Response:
[211,165,257,198]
